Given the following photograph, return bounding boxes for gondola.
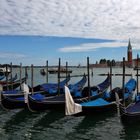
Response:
[0,73,18,85]
[0,74,86,110]
[40,69,46,76]
[0,74,5,80]
[29,75,70,93]
[119,54,140,124]
[119,98,140,124]
[0,92,45,110]
[65,78,136,115]
[0,67,11,77]
[8,73,18,82]
[3,77,27,91]
[26,74,110,111]
[68,74,87,96]
[48,68,72,74]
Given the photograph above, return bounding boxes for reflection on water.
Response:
[67,112,120,140]
[0,67,140,139]
[1,108,138,140]
[120,122,140,140]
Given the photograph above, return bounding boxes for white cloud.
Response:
[59,41,138,52]
[1,0,140,46]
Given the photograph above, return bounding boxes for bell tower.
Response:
[127,39,132,64]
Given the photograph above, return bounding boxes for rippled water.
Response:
[0,67,140,140]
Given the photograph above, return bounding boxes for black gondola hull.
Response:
[3,77,27,91]
[28,95,65,111]
[121,113,140,124]
[120,104,140,124]
[0,94,26,109]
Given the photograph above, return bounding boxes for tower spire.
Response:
[127,38,132,66]
[128,38,132,51]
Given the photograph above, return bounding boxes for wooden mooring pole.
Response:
[58,58,60,96]
[46,60,48,83]
[31,64,34,94]
[137,54,139,95]
[25,66,28,84]
[122,57,125,106]
[66,61,68,85]
[87,57,90,100]
[10,62,13,90]
[6,65,8,90]
[20,63,22,90]
[110,61,112,91]
[91,68,93,77]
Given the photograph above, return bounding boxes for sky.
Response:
[0,0,140,66]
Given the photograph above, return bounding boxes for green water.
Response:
[0,67,140,140]
[1,109,140,140]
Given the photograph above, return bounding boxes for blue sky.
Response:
[0,35,136,66]
[0,0,140,65]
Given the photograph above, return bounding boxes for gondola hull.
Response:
[121,112,140,124]
[26,75,110,111]
[27,91,103,112]
[65,77,136,116]
[3,77,27,91]
[120,102,140,124]
[28,95,65,111]
[0,74,18,85]
[0,94,26,109]
[80,85,136,115]
[30,75,71,93]
[82,103,117,114]
[0,74,109,111]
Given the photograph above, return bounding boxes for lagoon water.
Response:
[0,67,140,140]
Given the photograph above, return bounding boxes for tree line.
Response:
[99,59,116,66]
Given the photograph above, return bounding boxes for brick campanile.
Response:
[127,39,132,64]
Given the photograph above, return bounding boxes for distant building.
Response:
[90,39,139,68]
[116,39,133,68]
[115,39,136,67]
[89,63,108,68]
[127,39,133,67]
[132,58,140,67]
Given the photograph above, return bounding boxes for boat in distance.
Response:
[48,68,72,74]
